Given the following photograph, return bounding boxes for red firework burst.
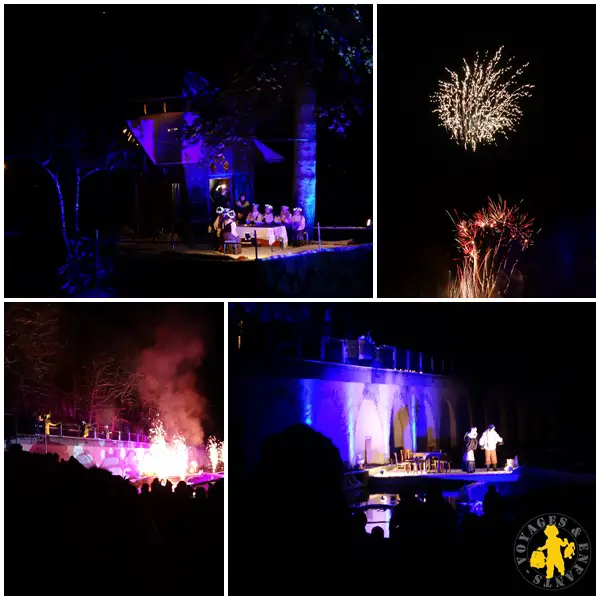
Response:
[448,196,538,297]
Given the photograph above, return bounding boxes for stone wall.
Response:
[231,359,469,467]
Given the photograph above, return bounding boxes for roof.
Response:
[125,112,283,166]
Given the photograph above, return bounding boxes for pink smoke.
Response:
[138,324,206,446]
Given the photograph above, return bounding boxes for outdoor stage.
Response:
[367,464,521,484]
[117,240,370,262]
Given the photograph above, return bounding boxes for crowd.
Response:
[4,445,223,595]
[230,424,595,596]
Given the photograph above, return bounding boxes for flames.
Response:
[139,416,191,481]
[138,416,224,481]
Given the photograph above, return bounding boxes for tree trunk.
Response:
[40,163,70,252]
[293,84,317,229]
[75,166,81,236]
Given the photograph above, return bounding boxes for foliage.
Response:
[181,4,372,154]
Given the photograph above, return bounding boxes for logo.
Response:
[514,513,591,590]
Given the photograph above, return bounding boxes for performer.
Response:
[246,203,263,225]
[220,187,232,209]
[462,427,478,473]
[479,424,503,471]
[235,193,251,223]
[222,209,241,243]
[81,421,91,438]
[44,412,56,436]
[209,206,225,248]
[291,207,306,246]
[35,414,43,436]
[263,204,275,225]
[277,205,292,225]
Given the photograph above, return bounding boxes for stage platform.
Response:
[118,240,369,262]
[367,465,521,484]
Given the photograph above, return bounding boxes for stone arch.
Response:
[354,397,385,465]
[392,404,411,451]
[416,393,436,451]
[439,395,458,449]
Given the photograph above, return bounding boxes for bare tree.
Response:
[4,303,64,413]
[81,353,142,428]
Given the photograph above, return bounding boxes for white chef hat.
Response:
[293,207,303,213]
[227,209,236,219]
[216,206,224,215]
[264,204,273,210]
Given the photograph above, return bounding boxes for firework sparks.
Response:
[206,436,224,473]
[139,415,191,481]
[432,47,534,151]
[448,196,538,298]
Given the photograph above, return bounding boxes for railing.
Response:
[320,337,453,375]
[13,426,148,444]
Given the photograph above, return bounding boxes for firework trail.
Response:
[448,196,538,298]
[206,436,224,473]
[432,47,534,151]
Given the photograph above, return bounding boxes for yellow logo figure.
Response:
[529,524,571,579]
[514,513,591,589]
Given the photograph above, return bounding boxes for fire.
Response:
[140,416,191,481]
[206,436,224,473]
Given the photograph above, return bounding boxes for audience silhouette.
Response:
[4,445,223,595]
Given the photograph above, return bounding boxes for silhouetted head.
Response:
[371,526,385,539]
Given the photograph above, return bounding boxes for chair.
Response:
[223,240,242,255]
[397,449,414,473]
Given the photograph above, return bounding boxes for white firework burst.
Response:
[432,46,534,151]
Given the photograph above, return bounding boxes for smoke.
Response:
[138,323,207,446]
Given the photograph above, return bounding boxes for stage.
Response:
[367,465,521,484]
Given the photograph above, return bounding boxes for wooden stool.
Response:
[301,231,309,245]
[224,241,242,255]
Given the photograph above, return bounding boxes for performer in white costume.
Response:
[263,204,275,224]
[479,424,503,471]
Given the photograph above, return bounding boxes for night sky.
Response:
[336,301,595,390]
[4,5,373,238]
[378,5,596,298]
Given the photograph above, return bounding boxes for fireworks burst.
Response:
[206,436,224,473]
[432,47,534,151]
[140,415,191,481]
[448,196,538,298]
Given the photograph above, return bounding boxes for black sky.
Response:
[378,4,596,298]
[291,302,596,391]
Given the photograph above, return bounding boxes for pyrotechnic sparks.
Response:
[432,47,534,151]
[206,436,224,473]
[140,415,191,481]
[448,196,538,298]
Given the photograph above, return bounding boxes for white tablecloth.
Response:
[237,225,288,247]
